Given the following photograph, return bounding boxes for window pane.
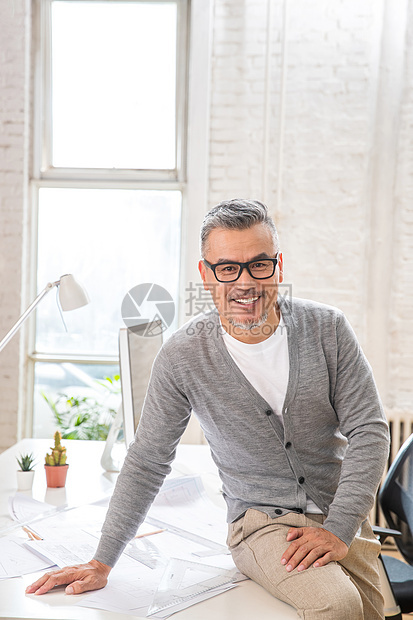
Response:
[35,188,181,355]
[51,1,177,169]
[33,362,121,438]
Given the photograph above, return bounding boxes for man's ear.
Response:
[278,252,284,283]
[198,260,209,290]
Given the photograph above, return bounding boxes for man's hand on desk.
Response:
[25,560,111,595]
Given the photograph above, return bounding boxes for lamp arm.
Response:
[0,280,60,353]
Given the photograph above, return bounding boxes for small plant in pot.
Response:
[16,453,36,491]
[44,431,69,488]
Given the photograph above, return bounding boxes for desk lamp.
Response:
[0,274,90,352]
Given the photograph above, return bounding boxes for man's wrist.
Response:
[322,522,352,548]
[90,559,112,574]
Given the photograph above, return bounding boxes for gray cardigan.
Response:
[94,296,389,567]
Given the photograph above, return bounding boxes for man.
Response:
[28,199,389,619]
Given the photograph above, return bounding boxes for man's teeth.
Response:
[234,296,259,304]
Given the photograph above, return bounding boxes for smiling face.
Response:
[198,223,283,343]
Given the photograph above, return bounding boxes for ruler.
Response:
[147,558,237,616]
[125,537,167,570]
[145,516,229,554]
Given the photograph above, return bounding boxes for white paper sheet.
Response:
[18,476,244,618]
[80,478,242,617]
[8,494,57,523]
[32,504,109,541]
[125,527,236,573]
[0,535,55,579]
[146,476,229,551]
[80,563,236,619]
[25,533,99,567]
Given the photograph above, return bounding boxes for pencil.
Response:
[134,528,166,539]
[22,526,42,540]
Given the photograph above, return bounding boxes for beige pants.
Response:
[227,509,384,620]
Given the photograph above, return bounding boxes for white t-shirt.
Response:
[222,313,322,514]
[223,314,289,422]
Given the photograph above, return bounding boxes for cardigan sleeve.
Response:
[322,312,390,546]
[93,345,192,567]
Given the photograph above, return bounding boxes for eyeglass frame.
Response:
[203,254,279,283]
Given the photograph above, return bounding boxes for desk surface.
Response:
[0,438,298,620]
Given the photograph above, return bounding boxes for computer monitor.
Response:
[100,321,163,472]
[119,321,163,447]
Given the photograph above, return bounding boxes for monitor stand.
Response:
[100,404,124,472]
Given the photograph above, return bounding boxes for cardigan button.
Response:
[285,441,292,449]
[274,509,282,515]
[265,409,272,416]
[298,476,305,484]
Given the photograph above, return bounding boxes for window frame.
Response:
[33,0,189,183]
[25,0,212,437]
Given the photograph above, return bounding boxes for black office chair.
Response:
[375,432,413,618]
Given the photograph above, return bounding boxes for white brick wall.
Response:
[209,0,413,420]
[0,0,412,449]
[0,0,30,451]
[209,0,382,326]
[389,1,413,412]
[209,0,275,203]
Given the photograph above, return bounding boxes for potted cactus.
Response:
[16,452,36,491]
[44,431,69,488]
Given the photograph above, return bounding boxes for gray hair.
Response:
[200,199,279,257]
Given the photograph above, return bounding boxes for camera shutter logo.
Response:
[121,283,175,337]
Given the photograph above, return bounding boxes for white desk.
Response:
[0,438,299,620]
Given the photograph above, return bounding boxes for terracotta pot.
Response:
[44,464,69,488]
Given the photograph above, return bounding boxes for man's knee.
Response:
[304,578,363,620]
[229,526,364,619]
[274,566,364,619]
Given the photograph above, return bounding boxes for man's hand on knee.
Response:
[281,527,348,573]
[25,560,111,595]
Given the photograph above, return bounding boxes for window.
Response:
[50,2,178,171]
[31,0,189,437]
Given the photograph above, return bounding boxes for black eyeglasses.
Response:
[203,255,278,283]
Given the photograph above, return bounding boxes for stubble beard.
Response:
[225,287,272,331]
[227,310,269,331]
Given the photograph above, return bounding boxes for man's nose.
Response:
[236,266,255,286]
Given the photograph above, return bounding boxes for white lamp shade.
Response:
[58,274,90,311]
